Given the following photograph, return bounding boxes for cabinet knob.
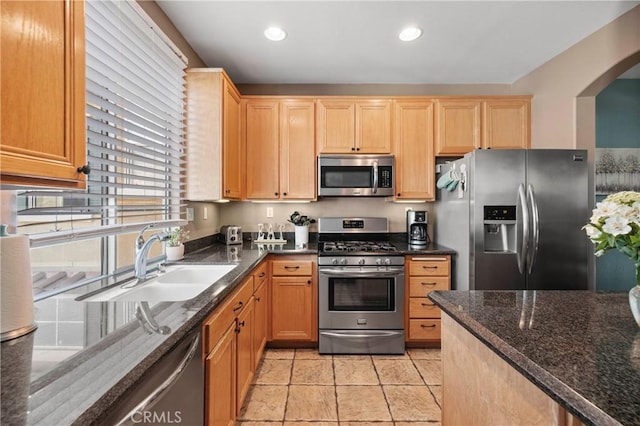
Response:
[274,192,278,196]
[77,164,91,175]
[255,296,261,302]
[356,147,360,151]
[397,193,401,197]
[307,280,311,285]
[283,192,287,196]
[351,147,355,151]
[239,320,245,327]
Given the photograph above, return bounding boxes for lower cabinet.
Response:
[442,314,583,425]
[203,256,317,423]
[253,273,268,368]
[205,323,236,426]
[236,296,254,410]
[270,256,317,342]
[405,255,451,344]
[203,261,265,425]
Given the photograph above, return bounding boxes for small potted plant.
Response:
[165,227,190,261]
[287,211,316,247]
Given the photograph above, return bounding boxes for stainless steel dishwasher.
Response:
[97,328,203,426]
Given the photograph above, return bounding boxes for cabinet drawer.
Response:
[271,260,312,276]
[252,261,268,290]
[409,319,442,340]
[409,276,450,297]
[409,258,450,276]
[203,275,253,354]
[409,298,441,319]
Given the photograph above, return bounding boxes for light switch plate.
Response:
[266,207,274,218]
[203,207,208,220]
[187,208,194,221]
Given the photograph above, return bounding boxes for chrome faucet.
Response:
[134,225,169,282]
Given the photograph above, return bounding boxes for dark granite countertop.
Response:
[429,290,640,426]
[1,237,454,425]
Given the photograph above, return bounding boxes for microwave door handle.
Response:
[372,160,379,194]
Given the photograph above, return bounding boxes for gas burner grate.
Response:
[320,240,398,254]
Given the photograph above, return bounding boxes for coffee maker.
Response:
[407,210,429,246]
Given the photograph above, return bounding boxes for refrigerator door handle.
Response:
[516,183,529,274]
[527,184,540,275]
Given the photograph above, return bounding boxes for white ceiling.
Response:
[157,1,640,85]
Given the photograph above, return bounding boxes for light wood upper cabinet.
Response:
[393,100,435,200]
[435,100,482,156]
[316,99,391,154]
[245,98,315,200]
[280,101,316,199]
[1,0,86,188]
[245,100,280,199]
[186,69,242,201]
[435,97,531,156]
[483,99,530,150]
[315,100,355,153]
[223,79,243,199]
[356,101,392,153]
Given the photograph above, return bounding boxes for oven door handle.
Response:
[319,268,404,277]
[321,331,401,338]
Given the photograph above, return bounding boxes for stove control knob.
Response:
[358,258,365,265]
[375,258,382,265]
[384,258,391,265]
[331,258,338,265]
[339,258,348,265]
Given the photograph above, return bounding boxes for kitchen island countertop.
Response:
[3,238,454,425]
[429,290,640,426]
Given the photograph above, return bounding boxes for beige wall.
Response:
[512,5,640,149]
[147,2,640,243]
[237,83,513,96]
[136,0,206,68]
[219,199,433,236]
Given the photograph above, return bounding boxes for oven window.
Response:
[328,277,394,311]
[321,166,372,188]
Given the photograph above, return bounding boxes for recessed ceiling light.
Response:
[264,26,287,41]
[399,27,422,42]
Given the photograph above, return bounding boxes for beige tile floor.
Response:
[238,348,442,425]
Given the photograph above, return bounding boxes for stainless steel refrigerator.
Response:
[434,149,589,291]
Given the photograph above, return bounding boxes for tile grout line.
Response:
[331,355,339,422]
[410,351,443,410]
[371,354,395,422]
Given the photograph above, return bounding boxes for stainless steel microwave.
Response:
[317,154,394,197]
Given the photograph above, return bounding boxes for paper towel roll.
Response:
[0,234,36,341]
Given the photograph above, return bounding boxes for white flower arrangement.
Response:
[584,191,640,286]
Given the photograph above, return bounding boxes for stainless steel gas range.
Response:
[317,217,405,355]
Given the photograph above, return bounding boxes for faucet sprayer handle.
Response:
[136,224,156,250]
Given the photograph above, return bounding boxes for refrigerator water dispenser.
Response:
[483,206,516,253]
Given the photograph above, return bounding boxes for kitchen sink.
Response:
[80,264,237,303]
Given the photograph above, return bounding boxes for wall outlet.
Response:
[203,207,208,220]
[266,207,274,218]
[186,208,195,221]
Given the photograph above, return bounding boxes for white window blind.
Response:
[18,0,187,247]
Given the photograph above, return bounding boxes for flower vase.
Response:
[294,225,309,248]
[630,263,640,328]
[166,244,184,261]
